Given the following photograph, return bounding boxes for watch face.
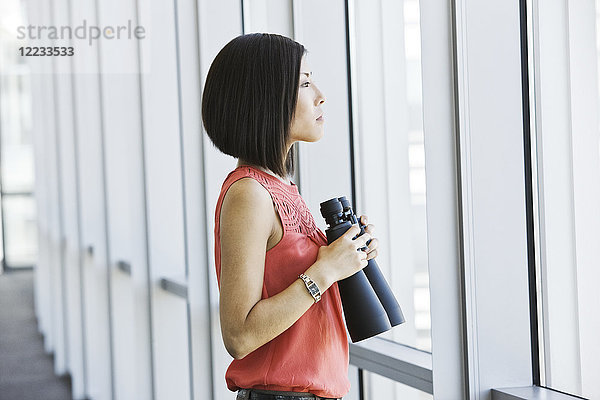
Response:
[300,275,320,301]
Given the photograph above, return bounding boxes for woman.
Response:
[202,33,379,400]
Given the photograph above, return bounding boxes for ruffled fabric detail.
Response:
[233,167,325,245]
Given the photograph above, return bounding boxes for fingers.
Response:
[364,237,378,252]
[360,216,375,236]
[343,224,361,239]
[359,247,368,259]
[363,237,379,260]
[353,231,372,249]
[366,248,378,261]
[358,248,369,267]
[342,222,377,257]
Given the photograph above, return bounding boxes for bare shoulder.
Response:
[220,177,276,256]
[221,177,273,222]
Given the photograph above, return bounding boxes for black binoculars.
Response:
[320,196,405,342]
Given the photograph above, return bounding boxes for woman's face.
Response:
[288,56,326,148]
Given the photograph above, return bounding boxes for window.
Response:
[351,0,431,352]
[0,6,37,271]
[363,371,433,400]
[528,0,600,398]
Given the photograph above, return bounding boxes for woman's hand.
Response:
[313,224,370,286]
[359,215,379,261]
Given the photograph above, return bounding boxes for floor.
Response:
[0,268,73,400]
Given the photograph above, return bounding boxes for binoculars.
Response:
[320,196,405,342]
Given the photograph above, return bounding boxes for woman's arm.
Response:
[218,178,327,359]
[218,178,373,360]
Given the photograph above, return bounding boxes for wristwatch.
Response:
[299,273,321,303]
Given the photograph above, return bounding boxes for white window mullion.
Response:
[452,0,533,397]
[421,0,467,398]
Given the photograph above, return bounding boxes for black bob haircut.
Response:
[201,33,307,178]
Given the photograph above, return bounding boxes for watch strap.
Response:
[299,273,321,303]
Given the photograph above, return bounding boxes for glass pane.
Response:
[3,195,38,267]
[352,0,430,351]
[344,365,361,400]
[0,2,37,270]
[530,0,600,398]
[2,143,35,194]
[363,371,432,400]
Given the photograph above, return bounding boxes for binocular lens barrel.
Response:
[320,198,344,215]
[338,196,351,210]
[320,197,405,342]
[319,199,344,226]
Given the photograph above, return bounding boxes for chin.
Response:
[292,127,324,143]
[308,129,325,142]
[306,134,323,143]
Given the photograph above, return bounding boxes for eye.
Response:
[301,81,311,87]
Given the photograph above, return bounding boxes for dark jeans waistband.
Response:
[236,388,342,400]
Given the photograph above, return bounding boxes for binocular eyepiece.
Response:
[320,197,405,342]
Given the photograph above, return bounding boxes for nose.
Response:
[316,87,326,105]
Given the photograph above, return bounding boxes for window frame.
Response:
[344,0,465,397]
[346,0,593,398]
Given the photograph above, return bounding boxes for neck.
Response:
[236,160,291,184]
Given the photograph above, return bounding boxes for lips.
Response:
[316,114,323,120]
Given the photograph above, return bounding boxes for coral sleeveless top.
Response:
[214,165,350,398]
